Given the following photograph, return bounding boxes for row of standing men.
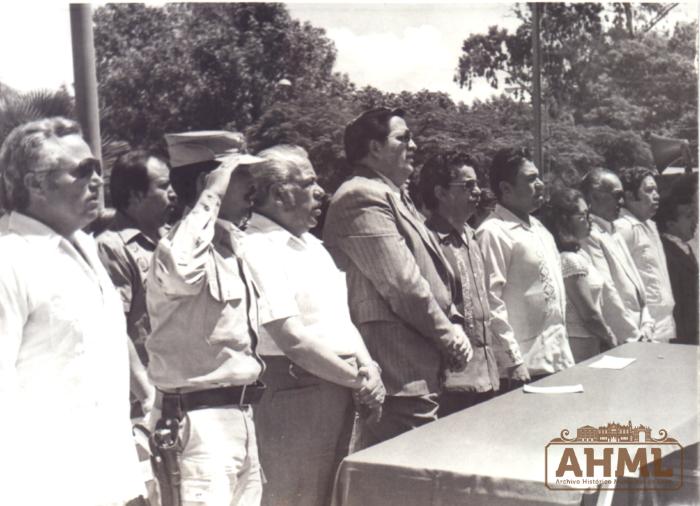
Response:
[0,108,696,506]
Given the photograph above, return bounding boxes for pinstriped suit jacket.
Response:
[323,166,461,396]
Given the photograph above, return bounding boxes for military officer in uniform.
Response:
[146,131,266,505]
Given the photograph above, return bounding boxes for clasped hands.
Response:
[445,324,474,372]
[353,363,385,423]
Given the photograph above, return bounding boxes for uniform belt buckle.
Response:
[238,384,248,405]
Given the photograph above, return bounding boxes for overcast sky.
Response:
[287,3,521,103]
[0,2,697,105]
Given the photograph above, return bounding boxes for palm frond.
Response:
[0,87,76,147]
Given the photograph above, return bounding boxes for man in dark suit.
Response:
[323,107,472,448]
[656,189,698,344]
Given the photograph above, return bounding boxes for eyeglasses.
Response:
[596,189,624,200]
[570,211,591,221]
[448,180,479,191]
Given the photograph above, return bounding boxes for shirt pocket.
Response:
[206,255,246,303]
[204,257,249,346]
[47,292,84,353]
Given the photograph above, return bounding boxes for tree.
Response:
[456,3,698,174]
[94,3,340,149]
[245,77,358,195]
[0,86,75,148]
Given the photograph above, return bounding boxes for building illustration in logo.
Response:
[551,420,672,444]
[574,421,652,443]
[545,421,683,491]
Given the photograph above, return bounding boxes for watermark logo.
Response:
[545,421,683,491]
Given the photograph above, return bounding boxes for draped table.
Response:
[332,343,698,506]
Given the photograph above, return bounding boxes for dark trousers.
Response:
[254,356,354,506]
[437,389,495,418]
[356,394,439,450]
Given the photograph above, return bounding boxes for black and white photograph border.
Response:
[0,1,698,505]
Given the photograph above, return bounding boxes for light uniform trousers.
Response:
[171,406,262,506]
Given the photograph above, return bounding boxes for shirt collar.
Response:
[492,203,533,230]
[214,217,246,252]
[425,211,471,245]
[1,211,65,249]
[591,213,615,233]
[110,211,147,244]
[246,212,314,249]
[618,207,645,227]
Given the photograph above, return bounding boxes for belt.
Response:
[262,354,356,380]
[160,382,266,417]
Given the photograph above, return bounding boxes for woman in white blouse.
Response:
[541,188,617,362]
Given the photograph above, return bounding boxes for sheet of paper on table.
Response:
[587,355,637,369]
[522,384,584,394]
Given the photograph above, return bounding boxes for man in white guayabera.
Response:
[0,117,145,505]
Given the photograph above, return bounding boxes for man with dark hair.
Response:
[343,107,406,164]
[580,168,655,343]
[0,117,145,504]
[324,107,471,448]
[477,147,572,389]
[418,151,499,415]
[615,166,675,341]
[97,150,176,414]
[468,186,497,230]
[656,186,698,344]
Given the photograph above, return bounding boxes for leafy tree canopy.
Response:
[456,2,698,176]
[94,3,341,149]
[87,2,699,193]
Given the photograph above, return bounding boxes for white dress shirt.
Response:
[476,204,569,375]
[242,212,362,357]
[615,209,675,341]
[0,212,144,505]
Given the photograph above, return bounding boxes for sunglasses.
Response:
[68,158,103,179]
[596,189,624,200]
[35,157,102,179]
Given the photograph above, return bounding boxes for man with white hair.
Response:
[580,168,655,343]
[242,144,385,506]
[0,117,145,505]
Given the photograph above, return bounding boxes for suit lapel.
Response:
[388,191,457,284]
[604,232,646,304]
[351,164,456,281]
